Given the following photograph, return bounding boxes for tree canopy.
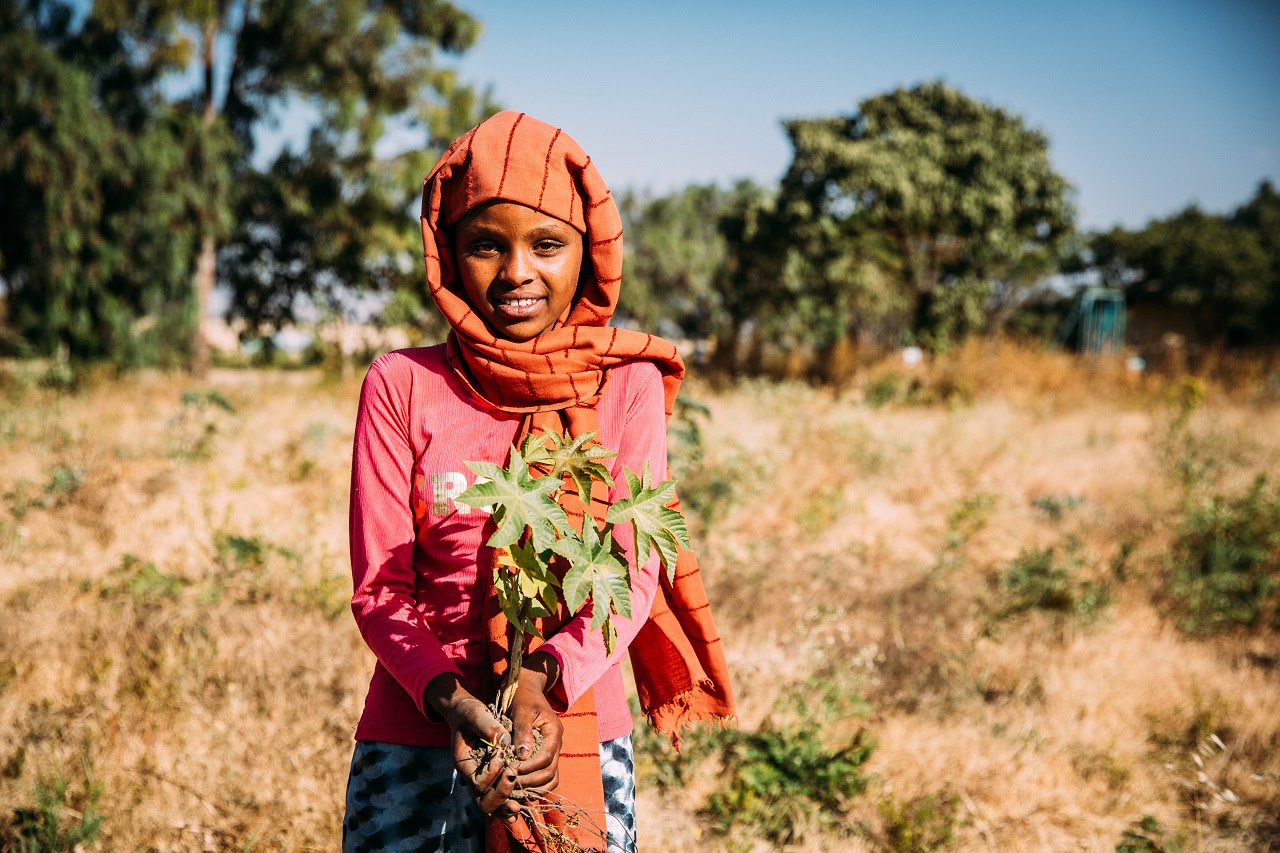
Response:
[769,81,1076,350]
[0,0,491,367]
[1086,181,1280,345]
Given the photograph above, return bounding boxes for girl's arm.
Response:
[349,355,464,717]
[537,361,668,709]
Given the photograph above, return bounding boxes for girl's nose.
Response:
[499,246,535,285]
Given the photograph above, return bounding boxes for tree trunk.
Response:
[192,234,217,377]
[191,16,221,377]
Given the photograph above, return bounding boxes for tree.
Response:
[773,81,1076,350]
[1230,181,1280,338]
[0,0,491,369]
[1088,186,1277,345]
[619,181,767,341]
[0,0,232,365]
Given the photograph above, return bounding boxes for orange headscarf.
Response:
[421,111,734,852]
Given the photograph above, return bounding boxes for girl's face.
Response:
[454,201,585,342]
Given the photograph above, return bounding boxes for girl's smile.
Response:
[454,202,584,342]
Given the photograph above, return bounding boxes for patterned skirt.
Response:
[343,735,636,853]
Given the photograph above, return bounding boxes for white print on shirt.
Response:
[429,472,491,516]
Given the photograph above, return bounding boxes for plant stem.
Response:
[495,623,524,719]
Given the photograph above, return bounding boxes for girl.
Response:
[344,111,734,853]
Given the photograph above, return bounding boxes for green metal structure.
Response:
[1057,286,1126,353]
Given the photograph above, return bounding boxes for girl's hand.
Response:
[424,673,518,817]
[509,652,565,791]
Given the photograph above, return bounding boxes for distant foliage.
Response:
[1165,474,1280,634]
[0,0,491,367]
[1086,181,1280,346]
[768,81,1075,353]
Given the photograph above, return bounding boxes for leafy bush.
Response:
[1165,474,1280,634]
[700,667,876,845]
[865,372,904,407]
[990,540,1111,626]
[704,724,874,844]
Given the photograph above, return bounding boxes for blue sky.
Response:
[413,0,1280,231]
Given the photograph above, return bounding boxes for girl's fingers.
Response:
[472,765,518,815]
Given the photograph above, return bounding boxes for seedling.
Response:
[455,429,690,849]
[457,429,689,721]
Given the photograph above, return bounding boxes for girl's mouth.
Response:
[494,296,544,319]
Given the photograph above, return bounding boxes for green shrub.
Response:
[1165,474,1280,634]
[700,668,876,845]
[96,554,186,603]
[865,373,903,407]
[704,725,874,845]
[990,540,1111,626]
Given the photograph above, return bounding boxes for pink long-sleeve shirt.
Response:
[349,345,666,746]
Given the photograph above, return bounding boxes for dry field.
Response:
[1,343,1278,852]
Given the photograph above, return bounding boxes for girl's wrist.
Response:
[423,672,474,724]
[521,650,561,694]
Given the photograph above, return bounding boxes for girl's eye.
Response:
[534,239,564,253]
[466,240,499,256]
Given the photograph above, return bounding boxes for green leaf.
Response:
[552,520,632,633]
[457,446,568,552]
[492,541,558,637]
[524,427,614,502]
[606,463,691,582]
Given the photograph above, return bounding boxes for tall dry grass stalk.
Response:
[1,346,1278,851]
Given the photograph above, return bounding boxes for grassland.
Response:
[1,343,1277,852]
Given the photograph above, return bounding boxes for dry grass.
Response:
[1,345,1278,851]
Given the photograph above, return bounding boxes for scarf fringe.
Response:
[643,679,737,751]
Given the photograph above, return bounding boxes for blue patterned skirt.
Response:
[343,735,636,853]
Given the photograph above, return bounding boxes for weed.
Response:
[989,539,1111,627]
[0,763,104,853]
[877,790,961,852]
[3,464,85,521]
[1031,493,1083,522]
[212,531,293,607]
[701,666,876,845]
[668,394,711,476]
[794,483,847,534]
[630,705,720,792]
[945,492,996,552]
[676,446,763,533]
[169,389,236,459]
[704,725,874,845]
[866,373,904,408]
[1116,814,1184,853]
[96,554,186,603]
[181,389,236,413]
[1163,474,1280,634]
